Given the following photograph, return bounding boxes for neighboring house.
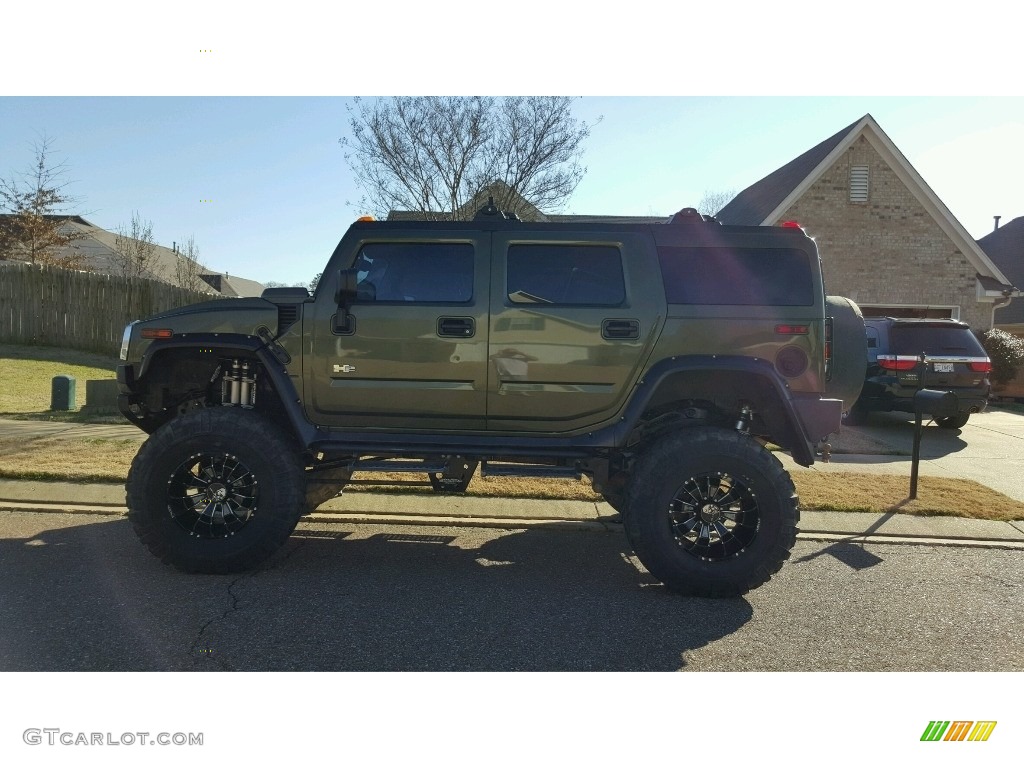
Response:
[977,216,1024,336]
[0,215,265,298]
[717,114,1017,330]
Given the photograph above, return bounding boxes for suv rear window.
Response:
[889,326,986,356]
[657,246,813,306]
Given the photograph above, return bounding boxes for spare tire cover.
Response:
[826,296,867,412]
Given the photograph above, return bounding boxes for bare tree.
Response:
[0,134,87,268]
[341,97,597,221]
[174,235,207,293]
[697,189,738,217]
[112,211,159,279]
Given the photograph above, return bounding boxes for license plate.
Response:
[934,363,954,373]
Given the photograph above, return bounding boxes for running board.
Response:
[480,461,581,480]
[352,459,448,473]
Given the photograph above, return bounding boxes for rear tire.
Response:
[936,412,970,429]
[127,409,305,574]
[623,428,799,597]
[842,400,870,426]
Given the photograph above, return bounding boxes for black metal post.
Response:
[910,409,923,500]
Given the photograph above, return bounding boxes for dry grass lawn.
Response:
[1,435,1021,521]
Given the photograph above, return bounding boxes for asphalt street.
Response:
[1,510,1021,672]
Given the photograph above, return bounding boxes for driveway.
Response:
[788,407,1024,502]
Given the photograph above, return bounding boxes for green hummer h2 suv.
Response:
[117,205,865,597]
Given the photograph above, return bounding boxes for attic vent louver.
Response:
[850,166,869,203]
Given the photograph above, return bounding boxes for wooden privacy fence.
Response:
[0,262,218,357]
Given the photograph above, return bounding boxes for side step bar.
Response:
[480,461,581,480]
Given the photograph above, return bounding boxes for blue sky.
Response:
[2,96,1021,287]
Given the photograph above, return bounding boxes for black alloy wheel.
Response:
[668,471,759,560]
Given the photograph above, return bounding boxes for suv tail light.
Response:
[877,355,920,371]
[968,360,993,373]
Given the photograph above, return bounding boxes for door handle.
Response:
[437,316,475,338]
[602,318,640,340]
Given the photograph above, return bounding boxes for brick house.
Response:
[716,114,1017,330]
[977,216,1024,336]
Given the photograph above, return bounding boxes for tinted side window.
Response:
[507,244,625,306]
[658,247,813,306]
[354,243,474,303]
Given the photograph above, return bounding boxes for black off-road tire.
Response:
[936,412,970,429]
[126,409,306,574]
[623,428,799,598]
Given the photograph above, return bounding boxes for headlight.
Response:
[119,321,138,361]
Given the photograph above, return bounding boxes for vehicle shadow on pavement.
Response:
[0,515,754,672]
[846,413,969,459]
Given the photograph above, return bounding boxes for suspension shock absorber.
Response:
[735,404,753,433]
[239,361,257,409]
[222,359,244,406]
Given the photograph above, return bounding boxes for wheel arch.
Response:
[119,334,319,447]
[620,355,830,466]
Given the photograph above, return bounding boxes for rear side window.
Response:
[507,244,625,306]
[353,243,474,303]
[658,246,813,306]
[890,326,986,356]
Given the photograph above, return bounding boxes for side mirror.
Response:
[334,268,359,308]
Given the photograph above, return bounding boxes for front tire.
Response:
[623,428,799,597]
[126,409,305,574]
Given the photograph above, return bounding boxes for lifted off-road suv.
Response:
[117,205,865,597]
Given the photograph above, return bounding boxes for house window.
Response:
[850,166,869,203]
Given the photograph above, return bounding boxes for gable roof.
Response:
[978,216,1024,325]
[716,118,860,226]
[717,114,1014,291]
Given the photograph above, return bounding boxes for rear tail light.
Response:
[877,355,920,371]
[968,360,993,373]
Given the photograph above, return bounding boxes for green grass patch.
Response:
[0,343,120,417]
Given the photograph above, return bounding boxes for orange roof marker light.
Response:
[356,216,375,222]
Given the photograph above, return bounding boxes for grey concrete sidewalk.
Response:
[1,478,1021,547]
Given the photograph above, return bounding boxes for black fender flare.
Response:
[122,333,322,446]
[615,355,843,467]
